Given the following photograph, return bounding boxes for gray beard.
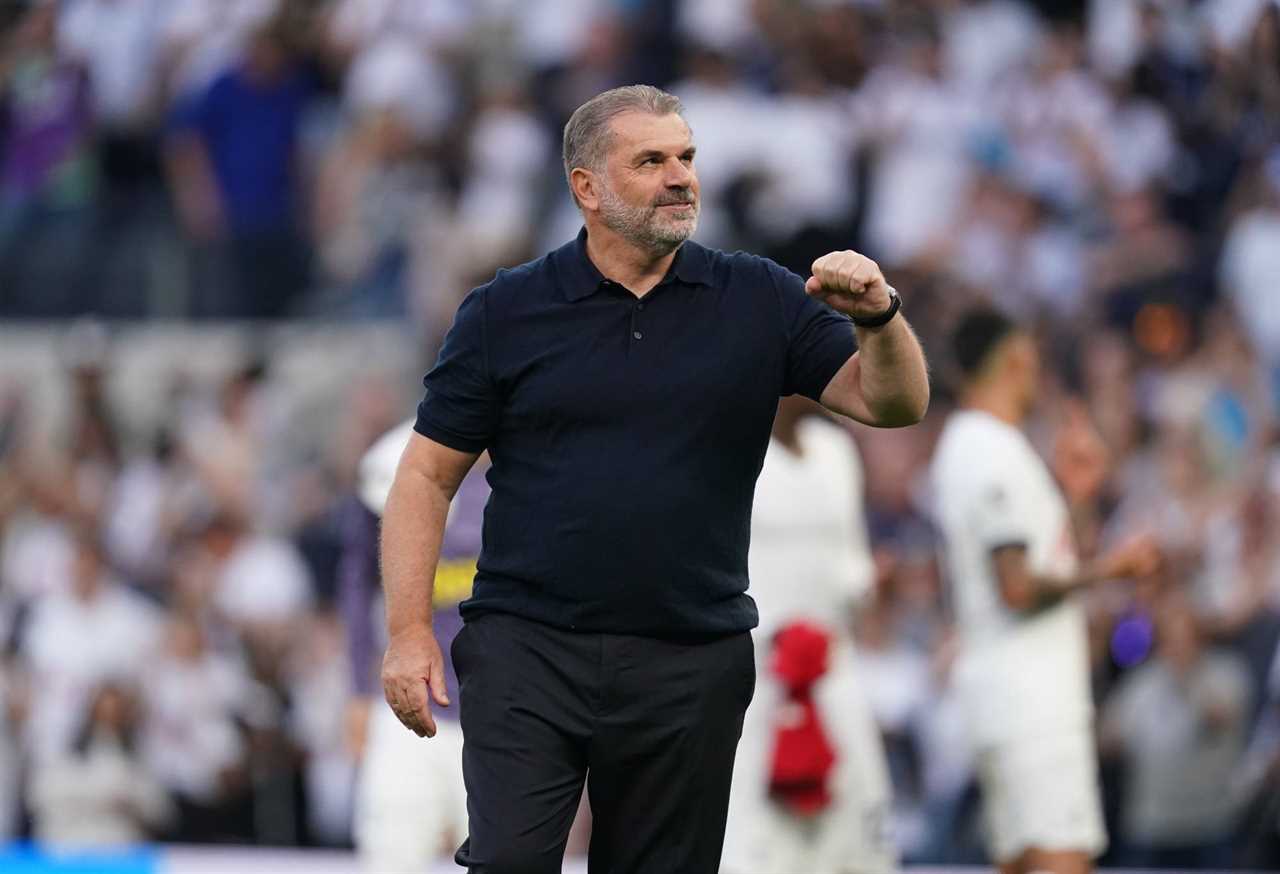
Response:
[597,184,698,254]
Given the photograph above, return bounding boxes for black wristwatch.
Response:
[850,285,901,329]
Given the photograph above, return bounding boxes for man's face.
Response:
[593,111,699,252]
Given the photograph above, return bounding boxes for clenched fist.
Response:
[382,626,450,738]
[805,250,894,321]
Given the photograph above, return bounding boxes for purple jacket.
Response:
[338,465,489,716]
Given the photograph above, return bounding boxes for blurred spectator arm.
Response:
[163,93,223,242]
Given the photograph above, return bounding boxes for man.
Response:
[930,307,1159,874]
[341,420,484,871]
[380,84,929,874]
[722,395,896,874]
[1100,592,1253,868]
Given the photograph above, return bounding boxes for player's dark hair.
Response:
[951,306,1019,378]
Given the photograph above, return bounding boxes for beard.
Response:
[596,182,699,253]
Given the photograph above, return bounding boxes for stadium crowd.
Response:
[0,0,1279,868]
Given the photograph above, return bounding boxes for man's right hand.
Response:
[1097,534,1162,580]
[381,626,449,738]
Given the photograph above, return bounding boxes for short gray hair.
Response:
[562,85,685,206]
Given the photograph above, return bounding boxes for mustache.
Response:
[653,192,695,206]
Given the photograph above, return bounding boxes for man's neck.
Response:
[583,222,678,298]
[962,387,1026,429]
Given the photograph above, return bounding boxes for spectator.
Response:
[160,0,280,103]
[0,0,96,316]
[1220,151,1280,367]
[28,681,174,848]
[19,527,161,762]
[200,511,313,660]
[139,611,250,842]
[311,45,447,318]
[164,18,313,319]
[1101,592,1255,867]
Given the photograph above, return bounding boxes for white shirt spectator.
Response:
[21,581,162,760]
[457,100,553,266]
[161,0,279,101]
[329,0,472,54]
[997,55,1112,208]
[345,37,455,141]
[943,0,1043,90]
[504,0,609,69]
[141,643,248,803]
[853,65,982,264]
[59,0,171,127]
[677,0,760,54]
[213,534,314,626]
[103,455,172,582]
[1220,203,1280,365]
[749,92,858,240]
[1086,0,1203,80]
[1200,0,1277,53]
[29,731,174,848]
[1100,96,1176,194]
[0,510,73,605]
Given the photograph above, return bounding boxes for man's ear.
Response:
[570,167,599,211]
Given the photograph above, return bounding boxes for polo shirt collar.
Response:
[559,226,714,302]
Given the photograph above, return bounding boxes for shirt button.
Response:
[637,302,645,311]
[633,331,643,340]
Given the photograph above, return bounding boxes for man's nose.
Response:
[664,157,693,188]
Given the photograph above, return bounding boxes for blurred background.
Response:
[0,0,1278,870]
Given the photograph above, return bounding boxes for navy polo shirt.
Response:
[414,228,856,637]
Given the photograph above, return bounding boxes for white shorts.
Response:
[722,643,897,874]
[976,729,1107,863]
[354,703,468,872]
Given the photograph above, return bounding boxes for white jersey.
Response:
[748,417,874,640]
[723,417,895,874]
[930,410,1092,747]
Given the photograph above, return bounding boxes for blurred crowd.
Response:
[0,0,1279,868]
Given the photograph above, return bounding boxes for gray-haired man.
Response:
[379,85,929,873]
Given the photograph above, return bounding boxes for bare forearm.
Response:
[379,470,450,638]
[1019,552,1134,613]
[998,547,1112,614]
[854,317,929,426]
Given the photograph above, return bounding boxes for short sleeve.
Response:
[770,262,857,400]
[414,286,499,452]
[970,474,1031,551]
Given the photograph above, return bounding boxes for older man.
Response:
[380,84,929,873]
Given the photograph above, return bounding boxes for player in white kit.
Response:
[342,421,483,871]
[722,395,897,874]
[930,308,1159,874]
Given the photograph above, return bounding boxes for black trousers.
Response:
[451,612,755,874]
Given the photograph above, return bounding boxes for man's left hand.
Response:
[805,250,892,321]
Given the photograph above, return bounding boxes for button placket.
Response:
[630,299,646,342]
